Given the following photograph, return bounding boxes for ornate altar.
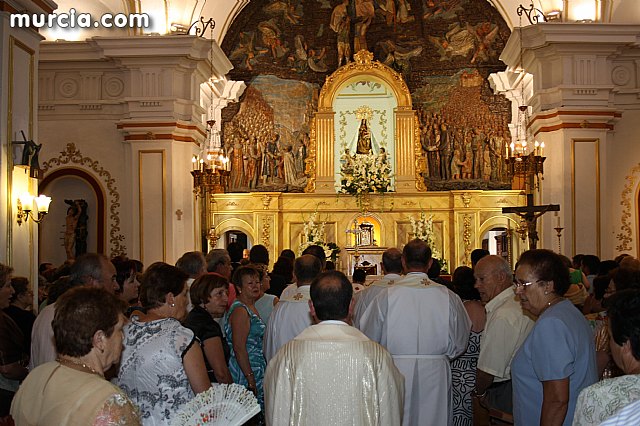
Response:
[206,51,529,271]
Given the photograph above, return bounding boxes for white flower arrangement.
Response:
[409,210,448,273]
[298,210,341,261]
[340,153,393,195]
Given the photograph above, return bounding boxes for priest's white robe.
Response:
[265,322,404,426]
[353,273,402,329]
[263,285,313,362]
[359,272,471,426]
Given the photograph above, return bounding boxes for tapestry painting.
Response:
[221,0,512,192]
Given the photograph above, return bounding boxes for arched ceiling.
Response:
[40,0,640,43]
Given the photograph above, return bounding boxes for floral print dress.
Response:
[116,316,195,425]
[224,300,266,409]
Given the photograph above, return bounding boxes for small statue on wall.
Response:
[64,199,88,260]
[12,130,42,178]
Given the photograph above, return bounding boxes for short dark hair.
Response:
[402,239,432,269]
[47,276,77,304]
[581,255,601,275]
[516,249,570,296]
[227,242,244,263]
[231,265,261,290]
[608,289,640,361]
[53,287,124,357]
[452,266,480,301]
[139,262,188,310]
[279,249,296,261]
[271,256,294,282]
[592,275,610,300]
[190,274,229,306]
[9,277,29,303]
[471,249,490,267]
[70,253,109,285]
[302,245,327,269]
[111,257,140,293]
[310,271,353,321]
[175,251,206,278]
[352,269,367,284]
[249,245,269,265]
[294,255,322,284]
[381,248,403,274]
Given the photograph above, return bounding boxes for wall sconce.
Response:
[17,192,51,225]
[519,0,600,24]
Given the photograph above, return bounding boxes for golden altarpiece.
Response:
[204,51,528,273]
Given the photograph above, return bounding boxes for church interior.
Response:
[2,0,640,286]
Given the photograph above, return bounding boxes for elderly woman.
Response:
[184,273,233,384]
[4,276,36,352]
[574,289,640,425]
[224,265,266,409]
[0,265,28,418]
[11,286,139,424]
[117,262,210,425]
[512,249,597,426]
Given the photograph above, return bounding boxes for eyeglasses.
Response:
[513,279,543,290]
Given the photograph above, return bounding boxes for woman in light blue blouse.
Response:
[512,249,597,426]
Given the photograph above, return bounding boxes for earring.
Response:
[170,303,175,307]
[544,291,548,295]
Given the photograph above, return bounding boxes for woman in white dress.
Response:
[116,262,211,425]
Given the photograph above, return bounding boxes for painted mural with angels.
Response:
[221,0,513,192]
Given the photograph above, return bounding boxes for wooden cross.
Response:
[502,193,559,249]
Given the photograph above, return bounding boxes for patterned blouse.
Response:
[116,316,196,426]
[573,374,640,425]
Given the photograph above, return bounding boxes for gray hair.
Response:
[206,249,231,272]
[70,253,109,285]
[176,251,206,278]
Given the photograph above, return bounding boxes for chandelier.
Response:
[504,25,545,191]
[191,119,230,197]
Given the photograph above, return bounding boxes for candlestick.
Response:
[540,141,545,156]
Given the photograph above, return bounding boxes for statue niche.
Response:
[305,50,425,194]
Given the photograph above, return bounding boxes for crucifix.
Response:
[345,219,362,269]
[502,193,559,249]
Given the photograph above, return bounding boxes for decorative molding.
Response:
[42,143,127,257]
[304,116,317,193]
[261,194,272,210]
[414,115,427,191]
[261,216,272,247]
[616,162,640,252]
[463,214,472,265]
[225,201,239,207]
[461,192,472,208]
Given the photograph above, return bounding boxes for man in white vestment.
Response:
[265,270,404,425]
[30,253,118,369]
[353,247,403,329]
[360,239,471,426]
[264,255,322,361]
[473,255,534,414]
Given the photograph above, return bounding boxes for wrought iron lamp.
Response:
[17,192,51,225]
[518,0,600,24]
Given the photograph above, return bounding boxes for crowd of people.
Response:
[0,242,639,425]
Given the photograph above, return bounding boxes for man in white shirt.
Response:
[473,255,534,414]
[30,253,118,369]
[353,247,402,329]
[360,239,471,426]
[265,270,404,425]
[280,245,326,299]
[263,255,322,362]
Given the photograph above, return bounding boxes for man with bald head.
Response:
[30,253,119,369]
[353,247,403,329]
[473,255,534,415]
[264,254,322,361]
[265,270,404,424]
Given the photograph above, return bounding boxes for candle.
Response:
[557,215,560,227]
[191,155,197,170]
[534,140,540,156]
[540,141,545,156]
[509,142,515,157]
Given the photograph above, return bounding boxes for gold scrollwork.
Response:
[616,162,640,252]
[304,117,317,193]
[42,143,126,257]
[463,214,472,265]
[262,194,272,210]
[261,216,272,247]
[414,115,427,191]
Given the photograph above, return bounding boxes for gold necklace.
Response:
[56,356,103,377]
